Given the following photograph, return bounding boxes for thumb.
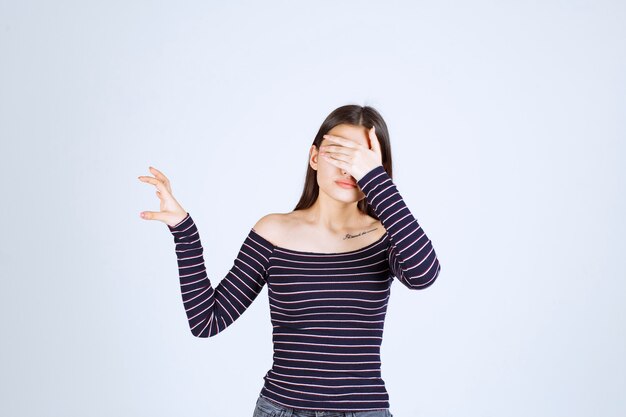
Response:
[139,211,164,222]
[369,126,381,153]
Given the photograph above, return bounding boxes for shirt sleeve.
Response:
[167,213,274,337]
[356,165,442,290]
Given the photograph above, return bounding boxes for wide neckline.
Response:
[250,228,388,256]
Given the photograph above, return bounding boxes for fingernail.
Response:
[140,212,145,218]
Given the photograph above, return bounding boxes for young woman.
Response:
[138,105,442,417]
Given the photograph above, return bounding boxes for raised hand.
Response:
[138,166,188,227]
[318,126,384,182]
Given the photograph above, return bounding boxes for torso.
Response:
[261,210,387,253]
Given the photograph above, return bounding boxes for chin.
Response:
[327,189,362,204]
[338,195,361,204]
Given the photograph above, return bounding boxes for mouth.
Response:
[335,180,357,188]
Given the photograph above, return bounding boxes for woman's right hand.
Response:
[138,166,188,227]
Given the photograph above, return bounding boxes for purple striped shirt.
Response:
[168,165,441,412]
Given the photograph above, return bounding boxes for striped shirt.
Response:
[168,165,441,412]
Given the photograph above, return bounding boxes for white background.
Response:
[1,1,624,416]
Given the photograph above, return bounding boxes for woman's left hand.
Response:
[319,126,383,182]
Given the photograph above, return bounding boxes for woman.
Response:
[138,105,442,417]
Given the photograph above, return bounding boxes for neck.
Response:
[304,193,364,233]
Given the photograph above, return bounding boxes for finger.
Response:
[321,152,350,165]
[149,166,172,193]
[139,210,163,221]
[139,176,171,197]
[368,126,381,152]
[322,134,358,149]
[321,153,350,172]
[320,144,352,157]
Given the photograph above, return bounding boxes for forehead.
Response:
[324,124,368,146]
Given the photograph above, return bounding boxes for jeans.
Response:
[253,394,394,417]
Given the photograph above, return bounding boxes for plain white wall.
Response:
[1,1,624,416]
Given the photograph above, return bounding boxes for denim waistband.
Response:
[255,394,391,417]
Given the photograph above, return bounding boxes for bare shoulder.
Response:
[252,213,292,244]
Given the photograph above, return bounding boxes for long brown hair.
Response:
[293,104,394,221]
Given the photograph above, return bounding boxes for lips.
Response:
[336,180,357,187]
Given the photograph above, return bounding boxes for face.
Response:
[309,123,371,204]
